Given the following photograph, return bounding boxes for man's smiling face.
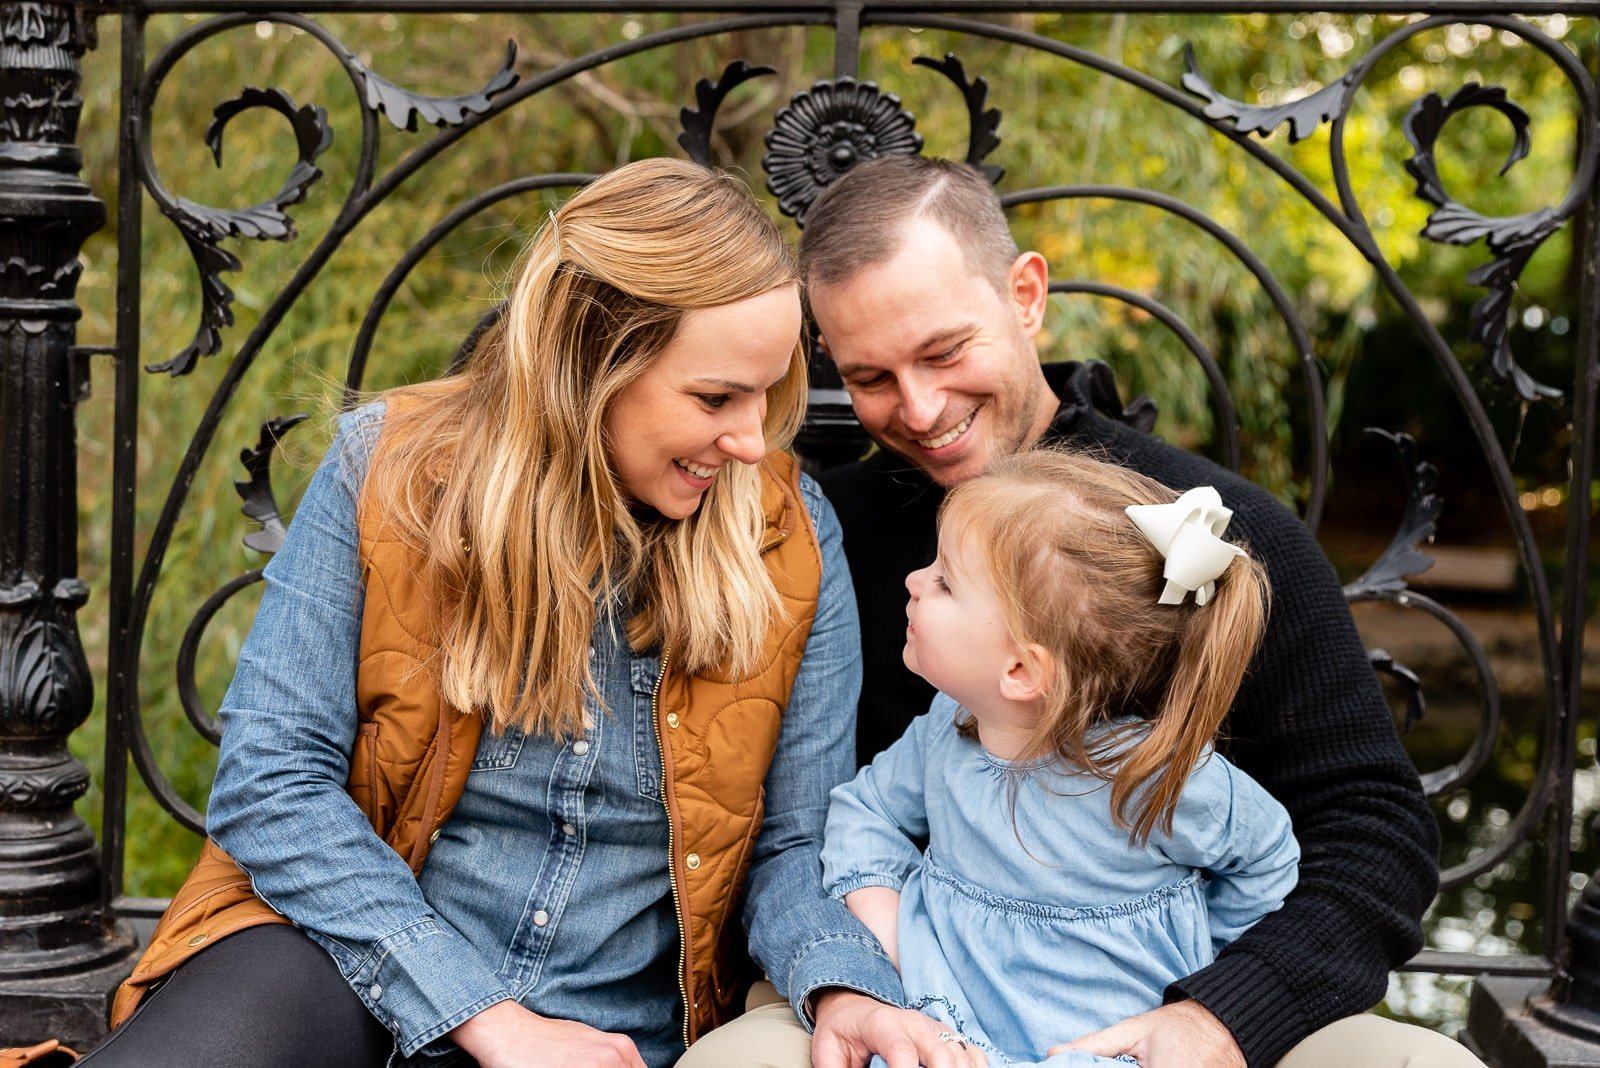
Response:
[808,216,1057,488]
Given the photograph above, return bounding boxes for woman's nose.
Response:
[717,406,766,465]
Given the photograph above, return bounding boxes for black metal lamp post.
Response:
[0,0,135,1046]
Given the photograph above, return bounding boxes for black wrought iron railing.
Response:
[0,2,1596,1059]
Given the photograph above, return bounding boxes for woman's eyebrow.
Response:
[688,377,757,393]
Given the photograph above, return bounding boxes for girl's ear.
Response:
[999,642,1055,703]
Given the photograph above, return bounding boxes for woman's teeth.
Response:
[676,459,716,479]
[918,412,974,450]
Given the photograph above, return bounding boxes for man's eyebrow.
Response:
[833,324,974,378]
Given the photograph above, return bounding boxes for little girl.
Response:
[821,449,1301,1067]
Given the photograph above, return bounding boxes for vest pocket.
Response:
[347,722,382,827]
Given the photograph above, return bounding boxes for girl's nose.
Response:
[905,565,928,598]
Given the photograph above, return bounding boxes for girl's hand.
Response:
[448,1000,647,1068]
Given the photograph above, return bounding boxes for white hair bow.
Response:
[1125,486,1246,606]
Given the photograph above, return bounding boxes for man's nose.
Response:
[898,376,942,434]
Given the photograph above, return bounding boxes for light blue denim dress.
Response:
[822,694,1300,1067]
[207,405,901,1066]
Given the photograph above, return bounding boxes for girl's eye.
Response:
[934,574,951,593]
[697,394,730,410]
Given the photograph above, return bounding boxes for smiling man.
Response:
[802,155,1483,1068]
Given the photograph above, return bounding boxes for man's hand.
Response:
[811,989,988,1068]
[1050,999,1244,1068]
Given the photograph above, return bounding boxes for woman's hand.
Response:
[811,989,988,1068]
[448,1000,647,1068]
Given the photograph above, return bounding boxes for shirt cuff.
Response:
[826,873,906,899]
[781,932,906,1031]
[307,918,514,1056]
[1166,948,1312,1067]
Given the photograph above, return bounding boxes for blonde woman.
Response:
[86,160,961,1068]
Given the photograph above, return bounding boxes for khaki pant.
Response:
[675,983,1487,1067]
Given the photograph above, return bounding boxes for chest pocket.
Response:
[631,656,664,801]
[473,725,526,771]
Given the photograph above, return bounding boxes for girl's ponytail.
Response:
[1109,552,1270,843]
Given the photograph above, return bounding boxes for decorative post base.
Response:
[1467,978,1600,1068]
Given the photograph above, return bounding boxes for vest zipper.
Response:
[652,651,693,1049]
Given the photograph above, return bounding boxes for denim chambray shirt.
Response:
[822,695,1300,1067]
[206,403,901,1064]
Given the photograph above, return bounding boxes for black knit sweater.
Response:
[817,362,1439,1067]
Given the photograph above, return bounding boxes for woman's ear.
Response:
[999,642,1055,703]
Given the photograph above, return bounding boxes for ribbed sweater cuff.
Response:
[1167,952,1312,1067]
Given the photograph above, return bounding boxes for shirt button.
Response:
[186,933,208,947]
[588,647,596,661]
[562,823,577,836]
[665,712,681,729]
[686,852,701,870]
[533,910,550,927]
[572,739,590,756]
[369,983,383,1001]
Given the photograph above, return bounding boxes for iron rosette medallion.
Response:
[763,78,923,225]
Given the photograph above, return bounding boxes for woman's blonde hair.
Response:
[941,449,1270,843]
[364,158,806,738]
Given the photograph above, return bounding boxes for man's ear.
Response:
[1008,251,1050,336]
[999,642,1054,703]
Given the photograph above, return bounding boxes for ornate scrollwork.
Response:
[678,60,776,167]
[1346,429,1441,598]
[145,39,519,377]
[912,53,1003,183]
[235,414,309,555]
[1180,43,1350,145]
[176,414,308,746]
[148,88,333,376]
[1403,83,1561,403]
[1369,648,1426,734]
[763,78,923,224]
[357,38,519,132]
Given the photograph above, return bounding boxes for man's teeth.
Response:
[676,459,716,479]
[918,413,973,450]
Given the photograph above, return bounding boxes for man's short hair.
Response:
[799,155,1019,294]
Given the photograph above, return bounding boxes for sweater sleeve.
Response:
[1158,470,1439,1067]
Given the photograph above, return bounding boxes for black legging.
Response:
[80,924,409,1067]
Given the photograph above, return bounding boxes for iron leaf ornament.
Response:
[763,78,923,225]
[1346,428,1441,598]
[234,413,309,555]
[148,87,333,376]
[1181,43,1351,144]
[357,39,520,133]
[912,53,1003,183]
[678,60,776,167]
[1403,83,1562,402]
